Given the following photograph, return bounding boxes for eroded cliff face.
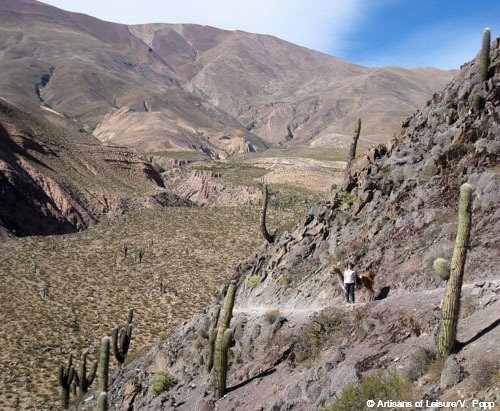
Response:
[0,101,186,237]
[101,39,499,410]
[0,121,95,235]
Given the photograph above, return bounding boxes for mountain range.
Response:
[0,0,455,157]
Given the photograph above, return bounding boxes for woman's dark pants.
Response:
[345,283,355,303]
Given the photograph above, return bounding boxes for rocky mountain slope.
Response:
[0,99,188,237]
[101,35,500,410]
[0,0,454,157]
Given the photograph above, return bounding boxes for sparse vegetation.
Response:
[149,371,177,397]
[469,357,500,390]
[426,357,447,384]
[323,370,414,411]
[264,308,280,324]
[248,276,260,288]
[339,191,357,211]
[294,308,353,362]
[402,346,437,382]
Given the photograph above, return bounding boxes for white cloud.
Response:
[41,0,365,53]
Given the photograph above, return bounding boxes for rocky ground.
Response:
[96,37,500,410]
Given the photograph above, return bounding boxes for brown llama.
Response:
[331,267,376,299]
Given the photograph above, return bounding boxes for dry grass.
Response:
[0,200,308,409]
[468,357,500,391]
[294,308,353,363]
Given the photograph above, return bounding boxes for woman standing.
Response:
[344,263,356,304]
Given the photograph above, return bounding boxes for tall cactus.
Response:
[57,354,75,409]
[347,117,361,169]
[98,337,110,393]
[214,281,236,398]
[74,352,97,396]
[206,304,221,372]
[481,27,491,82]
[112,309,133,365]
[97,391,108,411]
[260,184,275,244]
[438,183,473,356]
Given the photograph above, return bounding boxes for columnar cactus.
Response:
[112,309,133,365]
[260,184,275,244]
[206,304,221,372]
[438,183,473,356]
[57,354,75,409]
[473,93,485,113]
[98,337,110,393]
[347,117,361,169]
[215,329,233,397]
[214,282,236,398]
[97,391,108,411]
[74,352,97,396]
[481,27,491,82]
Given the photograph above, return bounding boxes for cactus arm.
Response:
[347,117,361,169]
[206,304,221,372]
[481,27,491,82]
[123,324,133,355]
[77,352,98,395]
[127,309,134,324]
[73,371,80,390]
[78,353,86,392]
[97,391,108,411]
[58,363,65,387]
[88,360,98,387]
[112,327,122,364]
[260,184,275,243]
[214,282,236,398]
[58,354,74,409]
[112,311,134,365]
[98,337,110,393]
[215,328,233,398]
[438,183,473,356]
[220,283,236,330]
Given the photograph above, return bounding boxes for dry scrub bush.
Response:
[426,357,447,384]
[294,308,352,362]
[248,276,260,288]
[149,371,177,397]
[264,309,280,324]
[402,346,437,382]
[323,369,414,411]
[469,357,500,391]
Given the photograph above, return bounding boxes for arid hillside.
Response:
[0,0,454,157]
[101,34,500,411]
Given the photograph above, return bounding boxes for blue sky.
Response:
[41,0,499,69]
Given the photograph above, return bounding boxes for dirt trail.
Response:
[234,279,500,319]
